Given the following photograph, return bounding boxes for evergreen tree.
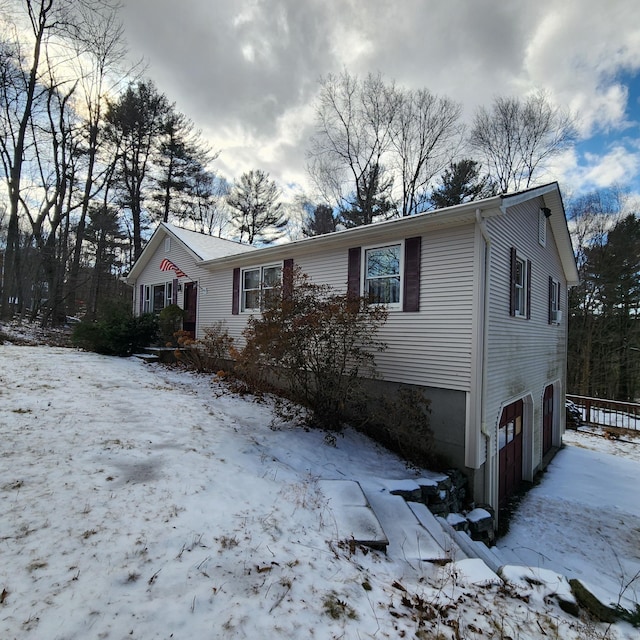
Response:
[105,80,170,262]
[303,204,338,237]
[568,191,640,401]
[340,164,396,228]
[154,110,215,223]
[227,170,288,245]
[429,159,494,209]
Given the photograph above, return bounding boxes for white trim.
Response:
[514,254,527,318]
[361,241,404,311]
[240,262,283,313]
[143,281,173,314]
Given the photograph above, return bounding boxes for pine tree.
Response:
[226,170,288,245]
[429,159,494,209]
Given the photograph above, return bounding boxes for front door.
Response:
[183,283,197,338]
[543,385,554,456]
[499,399,524,509]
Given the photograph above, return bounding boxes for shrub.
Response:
[72,305,158,356]
[237,269,387,430]
[158,304,185,346]
[174,322,234,373]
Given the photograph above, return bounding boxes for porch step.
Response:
[133,352,160,363]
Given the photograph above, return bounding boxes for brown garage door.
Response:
[499,399,524,509]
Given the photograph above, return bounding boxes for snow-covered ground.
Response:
[1,344,639,639]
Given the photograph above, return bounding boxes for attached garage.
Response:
[498,399,524,509]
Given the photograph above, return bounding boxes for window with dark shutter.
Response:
[403,236,421,312]
[347,247,361,299]
[549,277,561,324]
[510,247,517,316]
[283,258,294,300]
[526,260,532,320]
[232,268,240,315]
[510,247,531,319]
[172,278,178,305]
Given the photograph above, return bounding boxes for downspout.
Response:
[475,208,495,507]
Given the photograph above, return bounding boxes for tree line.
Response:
[0,1,579,326]
[1,2,638,402]
[567,188,640,402]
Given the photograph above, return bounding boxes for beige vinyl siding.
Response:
[135,233,216,335]
[295,250,350,293]
[195,224,478,391]
[484,197,569,471]
[197,248,352,347]
[197,267,246,337]
[374,225,476,390]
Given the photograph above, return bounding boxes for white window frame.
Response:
[241,263,282,312]
[164,237,171,253]
[143,282,173,314]
[514,255,527,318]
[362,243,403,310]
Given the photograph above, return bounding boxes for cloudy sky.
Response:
[120,0,640,202]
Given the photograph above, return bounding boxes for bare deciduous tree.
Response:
[65,0,129,316]
[391,89,463,216]
[469,91,576,193]
[307,71,464,225]
[307,71,399,225]
[0,0,63,319]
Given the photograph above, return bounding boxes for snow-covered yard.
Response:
[1,344,639,639]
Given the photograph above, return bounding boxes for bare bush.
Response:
[175,322,234,373]
[237,269,387,430]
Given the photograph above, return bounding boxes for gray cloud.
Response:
[121,0,640,196]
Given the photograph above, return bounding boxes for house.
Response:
[125,182,579,511]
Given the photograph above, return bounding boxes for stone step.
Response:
[407,501,466,559]
[437,517,505,574]
[317,479,388,552]
[363,489,449,563]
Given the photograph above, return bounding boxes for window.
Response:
[549,277,561,324]
[514,256,526,316]
[241,264,282,312]
[143,282,173,313]
[164,237,171,253]
[510,248,531,319]
[348,238,421,312]
[364,244,401,307]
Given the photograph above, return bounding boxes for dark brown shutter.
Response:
[283,258,294,300]
[139,284,144,315]
[548,276,554,324]
[172,278,178,305]
[509,247,517,316]
[403,236,421,312]
[232,268,240,315]
[347,247,361,299]
[526,260,532,320]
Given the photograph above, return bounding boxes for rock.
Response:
[569,579,619,623]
